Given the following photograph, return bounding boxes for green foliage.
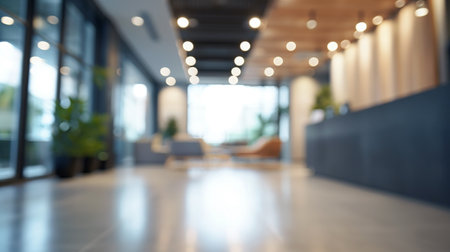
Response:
[92,66,111,88]
[162,118,178,139]
[312,85,337,112]
[52,97,108,158]
[0,85,15,109]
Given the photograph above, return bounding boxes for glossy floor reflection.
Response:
[1,162,450,252]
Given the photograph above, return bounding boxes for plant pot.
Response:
[98,159,109,170]
[54,156,83,178]
[82,157,99,174]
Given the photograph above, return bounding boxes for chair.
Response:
[232,137,282,159]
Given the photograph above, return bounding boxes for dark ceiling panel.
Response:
[169,0,271,79]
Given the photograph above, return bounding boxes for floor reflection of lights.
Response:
[184,168,281,250]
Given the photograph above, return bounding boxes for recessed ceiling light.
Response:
[415,0,429,17]
[273,56,283,66]
[160,67,170,76]
[189,75,199,85]
[185,56,196,66]
[47,15,59,25]
[183,41,194,51]
[188,66,198,76]
[372,16,383,25]
[395,0,406,8]
[231,67,241,76]
[249,17,261,29]
[327,41,338,51]
[355,21,367,32]
[37,41,50,50]
[240,41,251,52]
[228,76,238,85]
[177,17,189,28]
[308,57,319,67]
[131,16,144,26]
[1,16,14,25]
[286,41,296,51]
[353,31,362,39]
[166,77,176,86]
[30,56,44,65]
[60,66,71,75]
[340,40,351,49]
[234,56,245,66]
[264,67,274,77]
[306,19,317,30]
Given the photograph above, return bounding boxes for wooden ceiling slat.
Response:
[244,0,398,80]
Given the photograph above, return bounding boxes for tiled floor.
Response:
[1,162,450,252]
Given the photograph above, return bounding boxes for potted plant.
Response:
[162,117,178,140]
[310,85,337,123]
[79,113,108,173]
[52,98,85,178]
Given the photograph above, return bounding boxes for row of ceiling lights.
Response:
[323,0,429,55]
[157,16,263,86]
[133,0,429,86]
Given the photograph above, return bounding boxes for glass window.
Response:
[114,56,153,163]
[188,85,278,145]
[0,11,25,180]
[0,0,27,19]
[63,2,83,57]
[34,0,62,43]
[24,35,58,178]
[60,55,83,100]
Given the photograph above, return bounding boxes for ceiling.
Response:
[243,0,400,81]
[94,0,187,84]
[96,0,402,85]
[169,0,271,81]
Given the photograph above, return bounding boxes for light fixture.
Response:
[47,15,59,25]
[286,41,296,51]
[415,0,429,17]
[133,84,147,98]
[231,67,241,76]
[395,0,406,8]
[60,66,70,76]
[166,77,176,86]
[234,56,245,66]
[189,75,199,85]
[177,17,189,28]
[228,76,238,85]
[354,31,362,39]
[306,10,317,30]
[160,67,170,76]
[185,56,196,66]
[188,66,198,76]
[131,16,144,26]
[308,57,319,67]
[372,15,383,25]
[33,17,45,29]
[1,16,14,25]
[355,21,367,32]
[30,56,44,65]
[183,41,194,51]
[249,17,261,29]
[340,40,351,49]
[37,41,50,50]
[264,67,274,77]
[273,56,283,66]
[327,41,338,51]
[240,41,251,52]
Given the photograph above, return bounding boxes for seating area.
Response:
[134,134,282,166]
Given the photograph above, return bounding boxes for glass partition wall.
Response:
[0,0,158,183]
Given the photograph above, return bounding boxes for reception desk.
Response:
[306,85,450,206]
